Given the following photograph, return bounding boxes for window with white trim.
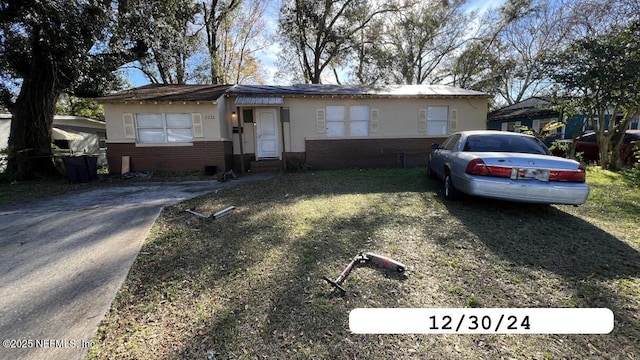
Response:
[349,105,370,136]
[427,106,449,135]
[535,119,562,136]
[501,121,521,132]
[325,105,346,137]
[136,113,193,143]
[322,105,372,137]
[585,117,599,131]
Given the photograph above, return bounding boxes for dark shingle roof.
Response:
[95,84,232,103]
[488,97,558,122]
[228,84,489,97]
[95,83,489,103]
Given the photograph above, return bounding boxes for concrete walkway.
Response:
[0,174,275,360]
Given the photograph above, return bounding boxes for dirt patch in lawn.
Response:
[88,168,640,359]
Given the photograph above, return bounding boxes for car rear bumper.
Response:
[453,174,590,205]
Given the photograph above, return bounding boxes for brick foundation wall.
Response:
[305,138,440,170]
[106,141,232,174]
[232,152,306,173]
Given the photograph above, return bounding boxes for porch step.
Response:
[249,159,283,173]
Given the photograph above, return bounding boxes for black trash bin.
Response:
[87,155,98,181]
[63,155,97,183]
[205,165,217,176]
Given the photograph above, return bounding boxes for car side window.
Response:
[624,133,639,143]
[439,136,453,150]
[445,134,461,151]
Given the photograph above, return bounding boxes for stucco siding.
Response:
[104,103,223,142]
[227,96,487,156]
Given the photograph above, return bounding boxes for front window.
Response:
[325,106,346,137]
[427,106,449,136]
[349,105,369,136]
[325,105,370,137]
[136,113,192,143]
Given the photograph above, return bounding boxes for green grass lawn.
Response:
[74,167,637,358]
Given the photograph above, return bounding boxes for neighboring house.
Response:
[97,83,489,174]
[0,114,107,166]
[488,97,640,141]
[0,115,9,150]
[487,97,569,141]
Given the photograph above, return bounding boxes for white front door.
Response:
[256,108,279,159]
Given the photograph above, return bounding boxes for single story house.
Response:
[97,83,489,174]
[0,114,107,166]
[225,84,489,171]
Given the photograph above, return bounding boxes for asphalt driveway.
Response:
[0,174,274,360]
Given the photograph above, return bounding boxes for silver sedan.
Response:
[427,130,590,205]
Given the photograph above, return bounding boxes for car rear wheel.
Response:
[444,173,460,201]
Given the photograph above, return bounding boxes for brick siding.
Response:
[305,138,440,170]
[232,152,306,173]
[106,141,232,174]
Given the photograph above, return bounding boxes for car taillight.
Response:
[549,165,586,182]
[466,159,586,183]
[466,158,488,175]
[465,158,511,177]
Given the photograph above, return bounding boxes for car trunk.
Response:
[469,152,581,170]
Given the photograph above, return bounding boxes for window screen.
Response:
[137,114,165,143]
[166,114,192,143]
[136,113,193,143]
[326,106,346,137]
[427,106,449,136]
[350,105,369,136]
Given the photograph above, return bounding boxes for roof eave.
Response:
[226,93,491,99]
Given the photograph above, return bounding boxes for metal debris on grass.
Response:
[185,206,236,220]
[323,252,407,294]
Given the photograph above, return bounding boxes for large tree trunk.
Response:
[6,57,61,180]
[597,134,611,169]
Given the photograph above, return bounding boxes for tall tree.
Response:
[132,0,202,84]
[0,0,147,180]
[122,0,269,85]
[547,21,640,169]
[278,0,394,84]
[217,0,271,84]
[354,0,469,85]
[488,0,575,105]
[56,94,105,122]
[203,0,241,84]
[445,0,536,101]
